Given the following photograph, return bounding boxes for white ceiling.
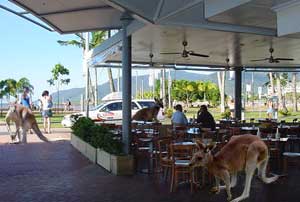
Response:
[9,0,300,69]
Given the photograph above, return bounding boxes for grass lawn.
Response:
[2,107,300,129]
[0,112,68,128]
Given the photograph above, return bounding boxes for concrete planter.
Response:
[97,149,111,171]
[85,143,97,163]
[71,134,97,163]
[71,134,134,175]
[111,154,134,176]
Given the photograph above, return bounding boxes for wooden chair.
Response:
[259,127,276,139]
[133,133,153,174]
[156,137,173,179]
[283,152,300,174]
[170,143,196,193]
[264,139,281,172]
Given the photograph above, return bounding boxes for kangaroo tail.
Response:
[32,123,50,142]
[258,157,279,184]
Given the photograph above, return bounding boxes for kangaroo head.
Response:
[190,139,216,167]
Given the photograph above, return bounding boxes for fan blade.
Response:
[274,58,294,61]
[250,58,269,62]
[160,52,182,55]
[189,52,209,57]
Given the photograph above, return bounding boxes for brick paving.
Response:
[0,129,299,202]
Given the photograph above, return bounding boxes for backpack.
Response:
[47,100,53,108]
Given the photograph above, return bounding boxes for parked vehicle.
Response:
[61,99,164,127]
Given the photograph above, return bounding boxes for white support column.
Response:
[84,32,90,118]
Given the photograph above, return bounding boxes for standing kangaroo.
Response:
[191,135,278,202]
[5,104,49,143]
[132,98,163,122]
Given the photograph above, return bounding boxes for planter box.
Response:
[71,134,97,164]
[71,134,134,175]
[97,149,111,171]
[85,143,97,163]
[111,154,134,176]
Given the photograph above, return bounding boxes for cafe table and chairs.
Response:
[169,141,197,193]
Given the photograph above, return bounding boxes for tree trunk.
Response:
[107,68,115,93]
[217,71,226,113]
[276,73,282,109]
[292,73,298,112]
[269,72,275,95]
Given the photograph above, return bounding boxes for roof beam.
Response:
[272,0,300,36]
[89,20,144,59]
[157,1,277,36]
[204,0,251,18]
[39,5,113,17]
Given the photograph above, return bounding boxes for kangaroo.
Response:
[191,135,278,202]
[5,104,49,143]
[132,98,163,122]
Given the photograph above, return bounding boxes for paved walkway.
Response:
[0,129,299,202]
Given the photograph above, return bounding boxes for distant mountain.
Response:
[51,71,270,103]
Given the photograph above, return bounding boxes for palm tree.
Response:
[57,31,116,93]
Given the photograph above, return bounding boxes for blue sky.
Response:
[0,1,212,101]
[0,1,85,100]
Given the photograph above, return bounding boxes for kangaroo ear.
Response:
[195,139,205,150]
[206,142,217,152]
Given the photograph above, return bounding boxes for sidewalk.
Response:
[0,129,299,202]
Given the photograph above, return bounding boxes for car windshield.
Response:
[90,103,105,111]
[137,101,155,108]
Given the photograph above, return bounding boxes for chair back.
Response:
[170,144,196,161]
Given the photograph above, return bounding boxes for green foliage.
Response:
[279,108,291,116]
[48,63,70,85]
[221,107,231,119]
[0,78,34,99]
[166,108,174,118]
[136,91,154,99]
[71,117,123,155]
[171,80,220,105]
[71,117,95,143]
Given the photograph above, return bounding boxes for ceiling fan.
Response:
[160,41,209,58]
[251,48,294,63]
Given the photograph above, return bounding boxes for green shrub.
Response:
[71,117,94,142]
[71,117,123,155]
[221,108,231,119]
[166,108,173,118]
[279,108,291,116]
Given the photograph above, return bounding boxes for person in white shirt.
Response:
[40,90,53,134]
[171,104,188,126]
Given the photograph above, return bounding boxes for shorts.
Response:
[42,110,53,118]
[267,108,273,114]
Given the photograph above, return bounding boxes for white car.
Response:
[61,99,165,127]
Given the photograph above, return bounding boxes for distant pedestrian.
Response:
[20,87,31,109]
[41,90,53,134]
[64,99,72,112]
[20,87,33,134]
[267,100,274,119]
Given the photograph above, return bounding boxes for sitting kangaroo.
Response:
[5,104,49,143]
[132,98,163,122]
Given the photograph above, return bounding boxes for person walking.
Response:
[40,90,53,134]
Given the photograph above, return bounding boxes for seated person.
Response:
[196,105,216,131]
[171,104,188,126]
